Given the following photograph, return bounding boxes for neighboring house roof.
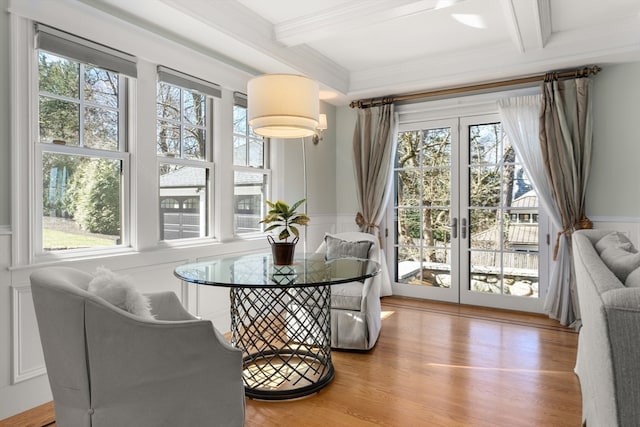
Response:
[159,168,264,188]
[472,190,539,247]
[511,190,537,210]
[159,167,205,188]
[235,173,265,186]
[472,223,539,247]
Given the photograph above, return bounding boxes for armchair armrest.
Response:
[145,291,196,321]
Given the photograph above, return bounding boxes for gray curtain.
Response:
[540,76,593,326]
[353,104,395,235]
[353,104,396,296]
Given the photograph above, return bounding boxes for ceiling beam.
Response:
[501,0,525,53]
[275,0,465,47]
[534,0,552,48]
[502,0,552,53]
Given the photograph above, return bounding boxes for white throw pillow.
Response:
[600,247,640,283]
[87,267,154,319]
[595,231,634,254]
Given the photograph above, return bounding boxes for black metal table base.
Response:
[230,285,333,400]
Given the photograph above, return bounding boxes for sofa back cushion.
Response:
[601,247,640,282]
[595,231,634,254]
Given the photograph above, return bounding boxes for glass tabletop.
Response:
[174,252,380,288]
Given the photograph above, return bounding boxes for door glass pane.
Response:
[396,245,421,284]
[396,170,421,206]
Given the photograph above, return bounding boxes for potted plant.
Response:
[260,198,310,265]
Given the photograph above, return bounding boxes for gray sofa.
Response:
[573,229,640,427]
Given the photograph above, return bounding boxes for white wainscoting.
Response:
[335,213,361,234]
[304,213,339,251]
[11,285,46,384]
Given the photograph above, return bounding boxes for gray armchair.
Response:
[30,266,245,427]
[316,232,388,350]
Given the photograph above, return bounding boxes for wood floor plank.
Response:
[1,296,582,427]
[0,402,55,427]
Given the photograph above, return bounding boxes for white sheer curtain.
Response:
[497,95,573,325]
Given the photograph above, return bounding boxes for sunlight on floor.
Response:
[381,310,395,320]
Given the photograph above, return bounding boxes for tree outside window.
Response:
[38,51,125,251]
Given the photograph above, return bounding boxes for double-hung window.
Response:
[157,67,218,241]
[36,25,135,255]
[232,93,270,235]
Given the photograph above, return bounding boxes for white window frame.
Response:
[232,93,271,237]
[11,20,137,264]
[156,67,218,244]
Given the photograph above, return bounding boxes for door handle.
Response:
[450,217,458,239]
[461,218,467,239]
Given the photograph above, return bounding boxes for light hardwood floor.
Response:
[1,296,582,427]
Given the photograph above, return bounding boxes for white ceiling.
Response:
[92,0,640,105]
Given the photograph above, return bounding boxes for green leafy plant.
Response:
[260,199,310,242]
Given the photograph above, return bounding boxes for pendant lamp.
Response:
[247,74,319,138]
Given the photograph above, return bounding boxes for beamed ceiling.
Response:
[88,0,640,105]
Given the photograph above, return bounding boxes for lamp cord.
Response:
[302,136,308,254]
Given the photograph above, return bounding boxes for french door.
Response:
[389,113,548,313]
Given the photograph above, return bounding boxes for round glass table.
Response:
[174,252,380,400]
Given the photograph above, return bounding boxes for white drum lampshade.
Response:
[248,74,319,138]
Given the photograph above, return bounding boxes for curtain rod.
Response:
[349,65,602,109]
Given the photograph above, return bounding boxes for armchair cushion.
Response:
[331,281,365,310]
[87,267,154,319]
[325,234,373,261]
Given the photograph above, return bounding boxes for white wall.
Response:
[589,63,640,219]
[335,106,360,232]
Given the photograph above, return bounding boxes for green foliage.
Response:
[67,159,121,236]
[260,199,309,242]
[39,52,80,145]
